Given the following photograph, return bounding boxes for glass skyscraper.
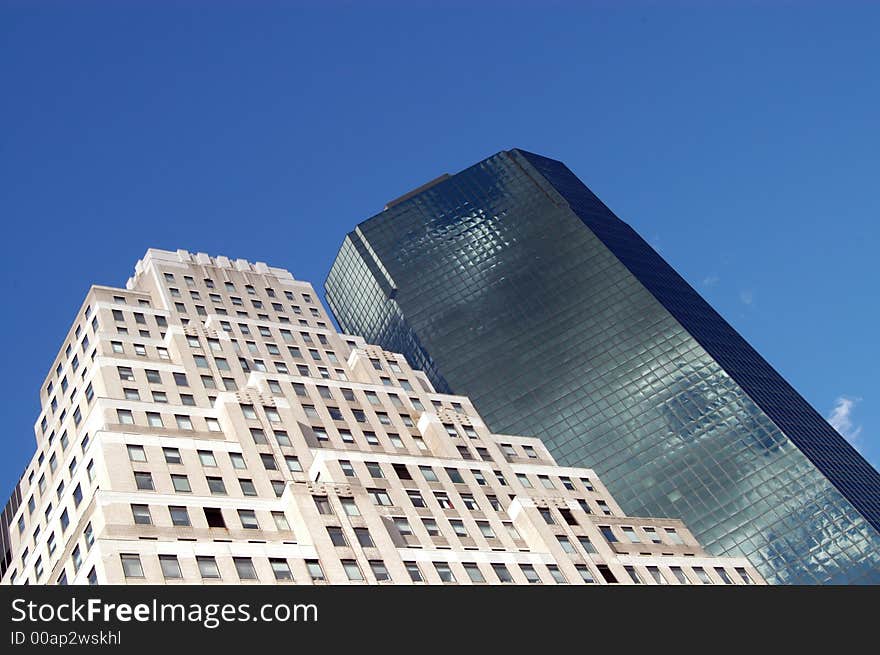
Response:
[325,149,880,584]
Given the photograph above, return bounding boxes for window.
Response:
[557,536,576,553]
[405,561,423,582]
[127,444,147,462]
[670,566,690,584]
[306,560,325,581]
[578,536,597,553]
[237,509,259,529]
[230,452,246,469]
[597,565,618,583]
[342,560,364,581]
[340,460,355,477]
[197,556,221,579]
[407,490,426,508]
[271,558,293,581]
[160,555,182,579]
[171,474,191,493]
[131,504,152,525]
[521,564,541,583]
[368,489,392,506]
[207,477,227,495]
[736,567,754,585]
[620,525,640,544]
[434,562,456,583]
[644,527,661,543]
[117,409,135,425]
[314,496,333,515]
[666,528,684,545]
[239,479,257,496]
[349,527,373,547]
[545,565,567,584]
[175,415,193,430]
[435,492,452,509]
[446,468,464,484]
[146,412,163,427]
[145,369,161,384]
[450,519,468,538]
[648,566,666,584]
[272,511,291,530]
[574,564,596,584]
[169,506,190,526]
[327,526,348,546]
[464,563,486,583]
[121,554,144,578]
[693,567,712,584]
[559,508,579,526]
[516,473,532,488]
[715,567,733,584]
[625,566,643,584]
[492,563,514,583]
[134,472,154,491]
[163,448,181,464]
[341,497,360,517]
[234,557,258,580]
[539,508,555,525]
[393,517,413,536]
[600,526,618,543]
[204,507,225,528]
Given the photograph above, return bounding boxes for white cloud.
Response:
[703,275,719,287]
[827,396,863,449]
[739,289,754,305]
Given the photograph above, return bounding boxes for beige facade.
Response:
[1,248,763,585]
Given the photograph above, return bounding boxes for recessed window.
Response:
[234,557,258,581]
[171,474,191,493]
[163,447,181,464]
[434,562,455,583]
[520,564,541,584]
[238,509,259,529]
[131,504,151,525]
[197,556,221,579]
[342,559,363,581]
[160,555,182,579]
[134,472,154,491]
[120,554,144,578]
[127,444,147,462]
[271,558,293,581]
[204,507,225,528]
[327,526,348,546]
[169,506,191,526]
[306,560,325,581]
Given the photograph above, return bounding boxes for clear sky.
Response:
[2,2,878,501]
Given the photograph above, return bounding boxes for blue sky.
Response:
[1,2,878,500]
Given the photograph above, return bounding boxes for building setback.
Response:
[325,149,880,584]
[0,249,761,585]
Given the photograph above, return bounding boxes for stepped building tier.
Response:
[1,249,761,585]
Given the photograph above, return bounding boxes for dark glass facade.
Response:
[325,149,880,584]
